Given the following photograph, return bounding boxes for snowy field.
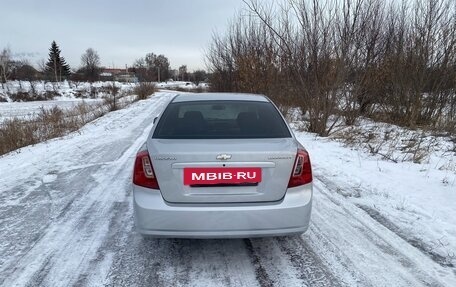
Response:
[297,132,456,268]
[0,81,136,101]
[0,81,138,123]
[0,92,455,286]
[0,80,208,123]
[0,99,102,122]
[156,80,209,90]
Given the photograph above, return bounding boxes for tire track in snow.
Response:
[8,141,136,286]
[274,237,342,287]
[242,237,342,287]
[106,237,261,287]
[73,201,131,287]
[355,203,455,268]
[0,165,101,286]
[243,239,275,287]
[0,95,171,287]
[105,235,341,287]
[310,174,453,286]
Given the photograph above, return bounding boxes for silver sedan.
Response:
[133,93,312,238]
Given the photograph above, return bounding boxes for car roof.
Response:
[171,93,270,103]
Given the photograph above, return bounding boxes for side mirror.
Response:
[153,117,158,124]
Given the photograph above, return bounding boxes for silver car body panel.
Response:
[133,183,312,238]
[171,93,270,103]
[133,93,312,238]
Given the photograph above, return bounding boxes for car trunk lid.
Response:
[148,138,297,203]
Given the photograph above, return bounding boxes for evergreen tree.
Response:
[45,41,71,82]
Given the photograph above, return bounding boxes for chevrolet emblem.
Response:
[216,154,232,160]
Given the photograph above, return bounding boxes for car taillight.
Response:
[133,150,159,189]
[288,149,312,188]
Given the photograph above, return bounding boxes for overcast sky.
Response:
[1,0,250,71]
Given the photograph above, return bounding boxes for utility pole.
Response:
[157,67,160,82]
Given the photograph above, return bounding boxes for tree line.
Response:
[206,0,456,134]
[0,42,208,84]
[1,41,99,83]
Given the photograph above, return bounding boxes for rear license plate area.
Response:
[184,167,262,186]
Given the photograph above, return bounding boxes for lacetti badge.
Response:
[184,167,261,185]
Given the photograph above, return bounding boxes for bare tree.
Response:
[191,70,208,85]
[13,59,38,81]
[134,53,170,82]
[206,0,456,134]
[0,47,12,85]
[179,65,188,81]
[80,48,101,82]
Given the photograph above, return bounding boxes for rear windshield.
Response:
[153,100,291,139]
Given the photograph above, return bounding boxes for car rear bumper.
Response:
[133,184,312,238]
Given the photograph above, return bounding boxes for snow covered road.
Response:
[1,92,455,286]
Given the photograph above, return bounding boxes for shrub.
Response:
[133,82,156,100]
[0,118,38,155]
[10,92,34,102]
[9,91,57,102]
[104,83,121,111]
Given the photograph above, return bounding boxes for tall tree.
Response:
[12,60,38,81]
[191,69,208,85]
[134,52,170,82]
[154,54,170,81]
[178,65,188,81]
[45,41,71,82]
[131,58,148,81]
[80,48,101,82]
[0,47,12,84]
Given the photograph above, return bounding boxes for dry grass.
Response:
[0,102,111,155]
[331,124,439,164]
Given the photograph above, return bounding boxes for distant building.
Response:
[100,68,138,83]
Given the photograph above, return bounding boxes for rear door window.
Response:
[153,100,291,139]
